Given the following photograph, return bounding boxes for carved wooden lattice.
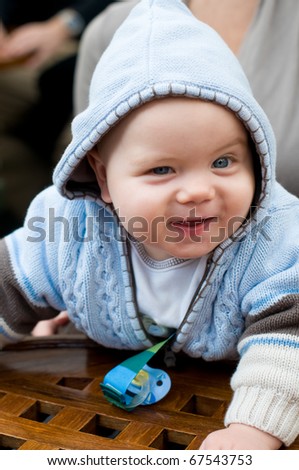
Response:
[0,336,298,450]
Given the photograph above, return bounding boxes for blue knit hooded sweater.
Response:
[1,0,299,445]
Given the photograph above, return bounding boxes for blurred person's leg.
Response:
[0,45,77,236]
[0,136,51,236]
[0,66,41,236]
[0,65,39,133]
[13,54,76,163]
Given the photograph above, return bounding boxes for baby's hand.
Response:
[200,424,282,450]
[31,311,69,336]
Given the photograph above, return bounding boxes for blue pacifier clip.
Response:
[100,336,173,411]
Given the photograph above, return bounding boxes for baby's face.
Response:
[89,98,255,260]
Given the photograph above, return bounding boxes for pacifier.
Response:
[100,336,173,411]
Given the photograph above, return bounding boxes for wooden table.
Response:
[0,336,298,450]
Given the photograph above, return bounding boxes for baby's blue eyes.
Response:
[151,158,231,174]
[212,157,231,168]
[152,166,172,175]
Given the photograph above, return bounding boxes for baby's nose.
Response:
[176,177,215,204]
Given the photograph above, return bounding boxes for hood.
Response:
[53,0,276,214]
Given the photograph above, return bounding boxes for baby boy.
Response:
[0,0,298,449]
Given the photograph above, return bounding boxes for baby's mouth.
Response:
[171,216,216,226]
[169,217,217,234]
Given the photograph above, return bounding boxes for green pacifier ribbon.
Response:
[100,336,173,411]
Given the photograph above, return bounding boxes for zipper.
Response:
[124,234,217,349]
[173,251,214,340]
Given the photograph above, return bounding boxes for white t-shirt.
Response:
[130,241,208,337]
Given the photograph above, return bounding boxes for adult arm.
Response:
[0,1,118,67]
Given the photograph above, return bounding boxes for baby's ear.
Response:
[87,149,112,203]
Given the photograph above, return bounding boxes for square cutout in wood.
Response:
[80,415,129,439]
[150,429,195,450]
[0,434,25,450]
[57,377,93,390]
[20,401,62,423]
[181,394,224,417]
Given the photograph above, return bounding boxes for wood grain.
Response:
[0,336,297,450]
